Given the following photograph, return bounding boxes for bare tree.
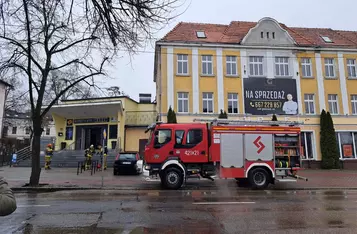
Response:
[0,0,180,186]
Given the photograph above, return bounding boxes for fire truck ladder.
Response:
[193,118,304,126]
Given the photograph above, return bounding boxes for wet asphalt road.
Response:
[1,189,357,234]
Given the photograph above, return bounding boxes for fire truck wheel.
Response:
[248,168,270,189]
[163,167,184,190]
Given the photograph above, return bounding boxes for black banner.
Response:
[73,117,110,124]
[244,78,298,115]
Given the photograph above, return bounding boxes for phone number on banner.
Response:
[252,101,282,109]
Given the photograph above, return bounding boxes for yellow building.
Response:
[48,94,156,156]
[153,17,357,169]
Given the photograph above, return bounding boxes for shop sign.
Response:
[73,117,110,124]
[244,78,298,115]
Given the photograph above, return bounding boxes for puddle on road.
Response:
[23,226,120,234]
[21,225,220,234]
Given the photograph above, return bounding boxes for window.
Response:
[275,57,289,77]
[12,127,17,134]
[336,132,356,159]
[201,55,213,75]
[328,94,339,114]
[301,132,314,160]
[351,95,357,115]
[177,54,188,75]
[249,56,264,76]
[65,127,73,140]
[177,92,189,113]
[154,129,171,145]
[321,36,333,43]
[202,92,213,113]
[45,128,50,135]
[109,125,118,139]
[324,58,335,78]
[347,59,357,78]
[25,127,30,135]
[196,31,206,38]
[3,126,8,135]
[186,129,203,145]
[226,56,237,76]
[227,93,238,114]
[175,130,185,145]
[304,94,315,114]
[301,58,312,77]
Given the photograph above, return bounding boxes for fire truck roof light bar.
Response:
[192,118,304,126]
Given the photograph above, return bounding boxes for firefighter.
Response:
[44,144,53,170]
[85,144,95,170]
[103,146,108,170]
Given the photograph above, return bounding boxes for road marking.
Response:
[17,205,51,208]
[193,201,255,205]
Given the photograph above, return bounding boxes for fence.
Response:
[0,138,30,166]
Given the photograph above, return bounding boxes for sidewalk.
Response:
[1,167,357,191]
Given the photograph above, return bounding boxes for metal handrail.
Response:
[193,118,304,126]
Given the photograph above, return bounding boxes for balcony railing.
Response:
[125,111,157,126]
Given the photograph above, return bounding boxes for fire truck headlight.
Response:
[144,165,151,170]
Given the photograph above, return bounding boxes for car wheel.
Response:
[248,168,270,190]
[162,167,184,190]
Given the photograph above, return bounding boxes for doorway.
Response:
[75,125,108,150]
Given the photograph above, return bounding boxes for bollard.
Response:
[77,161,80,175]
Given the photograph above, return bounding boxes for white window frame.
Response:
[301,131,316,160]
[202,92,214,113]
[336,131,357,159]
[304,94,315,115]
[227,93,239,114]
[328,94,339,115]
[177,92,189,113]
[301,58,313,78]
[351,95,357,115]
[324,58,336,78]
[226,56,238,76]
[347,59,357,78]
[177,54,189,75]
[275,57,290,77]
[201,55,213,76]
[248,56,264,77]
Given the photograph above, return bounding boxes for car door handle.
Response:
[169,151,174,155]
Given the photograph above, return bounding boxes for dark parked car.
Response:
[113,152,142,175]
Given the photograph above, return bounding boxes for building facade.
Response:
[48,94,156,157]
[153,17,357,168]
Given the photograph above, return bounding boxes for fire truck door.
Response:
[220,133,244,168]
[244,134,273,161]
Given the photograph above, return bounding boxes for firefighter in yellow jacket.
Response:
[85,144,95,170]
[44,144,53,170]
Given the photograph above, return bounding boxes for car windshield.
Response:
[119,154,136,160]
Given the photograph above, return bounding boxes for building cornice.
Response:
[156,41,357,53]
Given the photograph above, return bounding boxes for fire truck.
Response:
[143,119,308,190]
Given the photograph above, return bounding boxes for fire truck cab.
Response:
[144,119,307,190]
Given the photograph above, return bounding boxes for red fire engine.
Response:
[144,119,308,190]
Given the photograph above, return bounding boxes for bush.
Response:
[167,106,177,123]
[320,110,340,169]
[218,109,228,119]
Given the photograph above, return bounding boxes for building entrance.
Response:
[75,125,108,150]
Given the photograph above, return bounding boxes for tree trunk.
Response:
[29,121,42,186]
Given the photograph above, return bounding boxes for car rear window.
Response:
[119,154,136,160]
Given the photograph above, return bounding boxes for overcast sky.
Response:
[111,0,357,101]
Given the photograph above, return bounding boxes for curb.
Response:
[11,186,357,193]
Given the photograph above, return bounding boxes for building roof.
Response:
[159,20,357,48]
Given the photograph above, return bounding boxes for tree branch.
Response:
[52,36,98,54]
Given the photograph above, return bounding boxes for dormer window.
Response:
[196,31,206,38]
[321,36,333,43]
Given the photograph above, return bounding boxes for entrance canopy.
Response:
[46,100,123,119]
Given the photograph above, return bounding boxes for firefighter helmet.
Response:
[47,143,52,147]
